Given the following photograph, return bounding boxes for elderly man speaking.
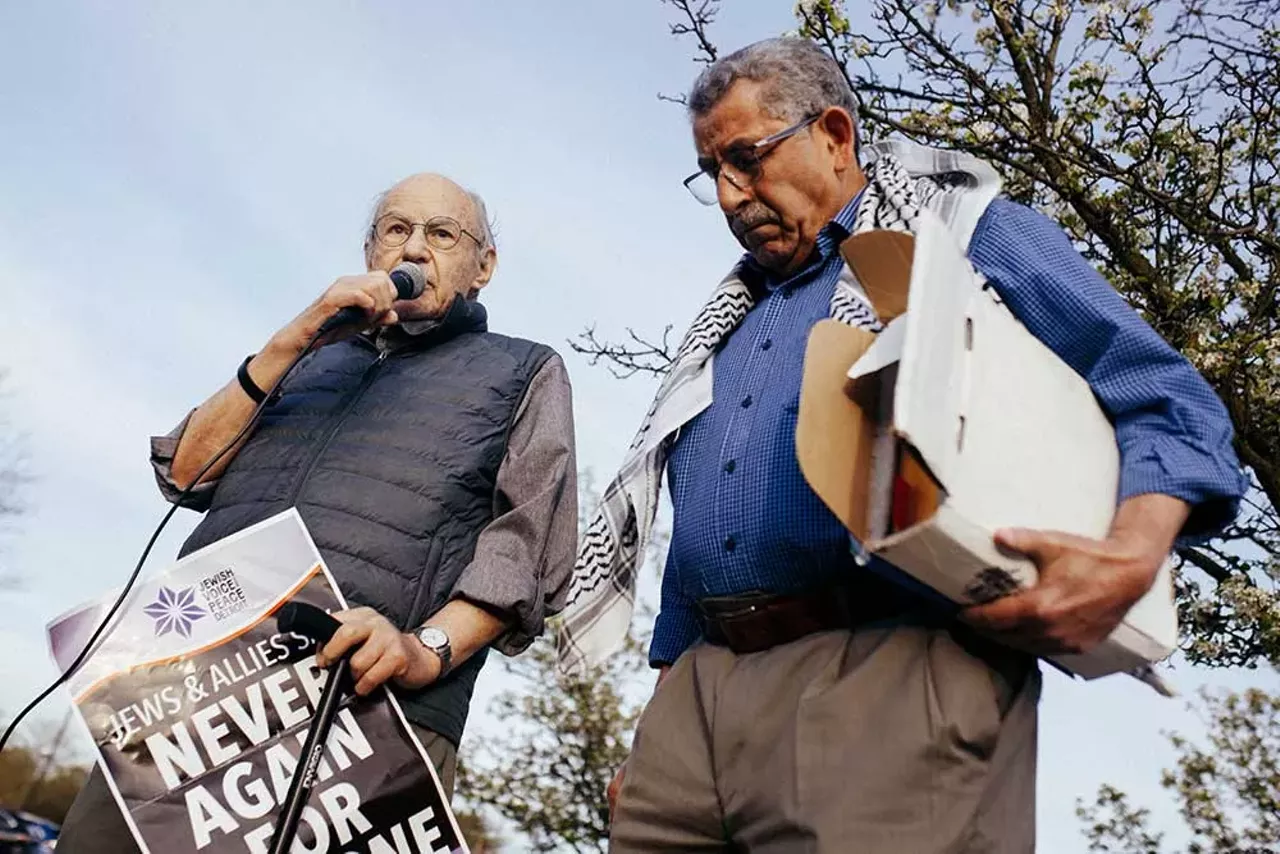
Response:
[558,38,1245,853]
[57,173,578,852]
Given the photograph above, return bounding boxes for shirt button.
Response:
[741,395,753,408]
[724,535,737,552]
[723,459,736,473]
[761,339,773,351]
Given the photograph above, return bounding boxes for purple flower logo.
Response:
[143,586,207,638]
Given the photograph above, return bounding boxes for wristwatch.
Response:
[414,626,453,678]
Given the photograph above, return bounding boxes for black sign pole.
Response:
[269,602,348,854]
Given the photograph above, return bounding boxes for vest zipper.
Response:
[286,346,391,508]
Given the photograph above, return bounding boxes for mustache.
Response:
[729,205,780,239]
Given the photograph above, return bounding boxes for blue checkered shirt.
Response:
[650,193,1247,666]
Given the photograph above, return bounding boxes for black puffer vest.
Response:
[180,298,553,744]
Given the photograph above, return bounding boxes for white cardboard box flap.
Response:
[847,315,906,383]
[894,211,1122,540]
[888,212,974,492]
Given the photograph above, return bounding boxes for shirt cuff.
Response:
[649,604,702,667]
[1118,435,1248,543]
[450,562,546,657]
[150,411,219,511]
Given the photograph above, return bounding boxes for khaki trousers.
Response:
[611,623,1040,854]
[56,723,457,853]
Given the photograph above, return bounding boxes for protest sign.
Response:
[48,509,467,854]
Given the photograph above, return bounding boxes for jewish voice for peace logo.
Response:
[143,586,208,638]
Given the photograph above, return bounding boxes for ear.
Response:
[818,107,857,172]
[471,245,497,294]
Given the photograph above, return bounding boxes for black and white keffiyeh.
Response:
[556,140,1002,675]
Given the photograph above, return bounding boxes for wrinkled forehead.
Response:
[691,79,781,159]
[376,175,477,228]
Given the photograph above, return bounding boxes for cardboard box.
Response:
[796,211,1177,682]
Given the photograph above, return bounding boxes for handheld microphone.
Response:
[316,261,426,335]
[270,602,348,854]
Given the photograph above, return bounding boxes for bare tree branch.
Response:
[569,326,675,380]
[1178,546,1234,584]
[660,0,720,65]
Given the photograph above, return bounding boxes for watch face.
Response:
[417,627,448,649]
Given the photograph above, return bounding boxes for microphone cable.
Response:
[0,325,330,753]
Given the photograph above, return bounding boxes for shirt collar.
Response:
[822,185,865,247]
[370,295,489,350]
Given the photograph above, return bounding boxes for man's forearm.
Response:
[417,598,510,675]
[169,342,300,489]
[1108,493,1190,569]
[170,272,403,490]
[320,598,512,696]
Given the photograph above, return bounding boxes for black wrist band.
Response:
[236,354,268,404]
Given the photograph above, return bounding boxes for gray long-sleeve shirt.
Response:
[150,348,578,656]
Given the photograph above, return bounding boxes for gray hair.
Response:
[688,37,858,130]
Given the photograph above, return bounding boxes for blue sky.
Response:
[0,2,1272,850]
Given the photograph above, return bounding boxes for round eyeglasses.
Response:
[371,214,484,251]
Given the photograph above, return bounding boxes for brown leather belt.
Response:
[698,574,919,655]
